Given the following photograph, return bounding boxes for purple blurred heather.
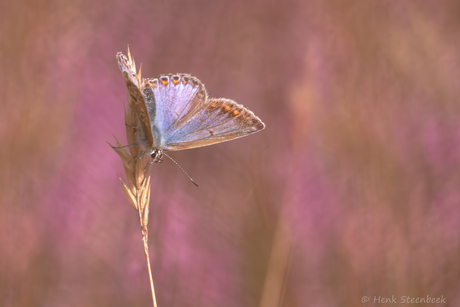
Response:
[1,0,460,306]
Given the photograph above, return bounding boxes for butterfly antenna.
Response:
[163,152,199,188]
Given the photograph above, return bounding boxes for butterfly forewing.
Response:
[163,98,265,151]
[117,52,155,149]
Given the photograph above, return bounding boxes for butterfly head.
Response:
[151,150,163,163]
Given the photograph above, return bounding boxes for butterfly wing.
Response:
[164,98,265,151]
[117,51,155,149]
[141,74,264,151]
[141,74,208,148]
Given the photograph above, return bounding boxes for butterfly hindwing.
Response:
[142,74,208,140]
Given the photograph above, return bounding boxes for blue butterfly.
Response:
[117,49,265,164]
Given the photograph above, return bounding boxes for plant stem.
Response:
[144,236,157,307]
[139,212,157,307]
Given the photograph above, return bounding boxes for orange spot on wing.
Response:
[232,110,239,116]
[172,76,180,84]
[223,105,231,111]
[160,77,168,85]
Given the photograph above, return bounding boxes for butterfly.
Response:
[116,49,265,164]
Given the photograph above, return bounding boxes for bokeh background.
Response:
[1,0,460,306]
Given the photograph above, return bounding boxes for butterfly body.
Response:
[117,50,265,161]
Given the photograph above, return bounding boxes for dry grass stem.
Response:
[109,104,157,307]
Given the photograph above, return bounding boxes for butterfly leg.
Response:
[111,142,140,149]
[127,150,147,164]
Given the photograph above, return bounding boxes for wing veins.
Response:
[164,90,195,133]
[168,111,244,141]
[164,84,201,135]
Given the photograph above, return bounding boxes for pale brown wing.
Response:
[117,52,154,149]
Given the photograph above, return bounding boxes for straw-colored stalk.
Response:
[109,106,157,307]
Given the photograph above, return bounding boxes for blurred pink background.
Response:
[1,0,460,306]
